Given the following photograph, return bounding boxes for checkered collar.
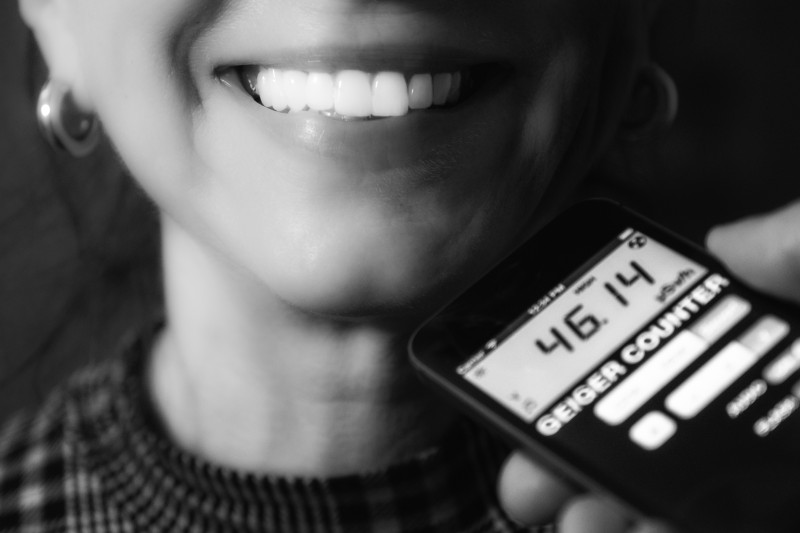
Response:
[73,328,528,533]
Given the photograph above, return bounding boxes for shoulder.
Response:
[0,385,72,531]
[0,360,121,532]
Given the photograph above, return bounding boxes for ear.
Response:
[18,0,93,110]
[583,1,654,161]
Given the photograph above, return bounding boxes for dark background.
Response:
[3,1,800,422]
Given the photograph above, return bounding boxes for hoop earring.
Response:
[37,79,100,157]
[619,63,678,141]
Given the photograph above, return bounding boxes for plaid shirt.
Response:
[0,334,551,533]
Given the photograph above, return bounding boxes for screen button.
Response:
[629,411,677,450]
[689,295,751,344]
[666,342,755,419]
[764,340,800,385]
[738,316,789,358]
[595,330,708,425]
[666,317,789,419]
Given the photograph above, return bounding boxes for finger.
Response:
[706,200,800,302]
[558,494,631,533]
[559,495,680,533]
[628,519,681,533]
[496,451,577,526]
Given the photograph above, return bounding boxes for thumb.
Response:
[496,451,576,526]
[706,201,800,303]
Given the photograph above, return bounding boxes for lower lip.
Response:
[213,68,515,170]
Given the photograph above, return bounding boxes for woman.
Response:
[3,0,797,531]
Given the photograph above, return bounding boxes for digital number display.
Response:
[533,259,655,357]
[461,230,707,422]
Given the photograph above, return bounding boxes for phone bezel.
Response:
[407,199,756,528]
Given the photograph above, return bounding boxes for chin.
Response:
[257,236,485,322]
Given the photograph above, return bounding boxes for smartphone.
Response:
[409,199,800,533]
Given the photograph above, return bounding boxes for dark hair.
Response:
[0,10,162,421]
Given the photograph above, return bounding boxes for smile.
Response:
[208,53,517,163]
[229,65,485,121]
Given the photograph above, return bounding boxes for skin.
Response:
[20,0,690,530]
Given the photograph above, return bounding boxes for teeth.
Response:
[448,72,461,105]
[432,73,452,106]
[257,68,288,112]
[306,72,335,111]
[247,67,465,119]
[283,70,309,113]
[371,72,409,117]
[335,70,373,118]
[408,74,433,110]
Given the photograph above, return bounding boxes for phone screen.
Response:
[460,229,717,429]
[410,202,800,533]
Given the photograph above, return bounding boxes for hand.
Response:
[497,451,675,533]
[706,199,800,303]
[497,199,800,532]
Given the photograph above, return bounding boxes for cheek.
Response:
[522,45,599,180]
[72,0,213,213]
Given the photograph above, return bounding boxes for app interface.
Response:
[460,229,798,450]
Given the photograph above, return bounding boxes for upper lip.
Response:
[189,6,520,82]
[210,46,505,74]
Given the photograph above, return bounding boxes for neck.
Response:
[148,219,454,477]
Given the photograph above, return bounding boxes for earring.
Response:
[37,79,101,157]
[619,63,678,141]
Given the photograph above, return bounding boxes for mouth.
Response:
[189,0,552,167]
[202,41,523,165]
[217,63,507,121]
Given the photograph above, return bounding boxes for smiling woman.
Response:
[0,0,692,532]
